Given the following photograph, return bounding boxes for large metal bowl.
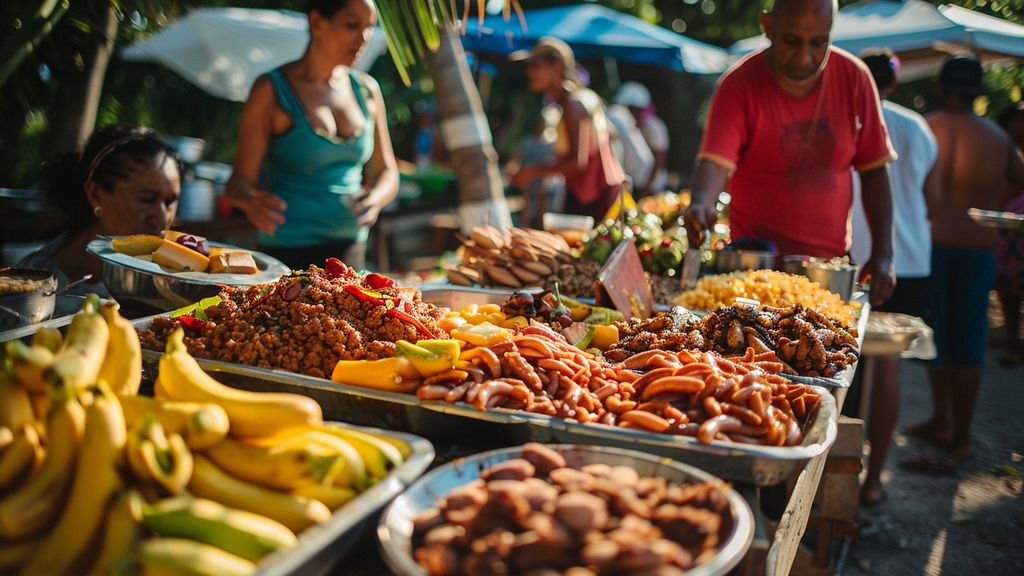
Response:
[87,237,290,310]
[378,444,754,576]
[713,249,776,273]
[0,267,58,330]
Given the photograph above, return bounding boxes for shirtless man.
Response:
[910,55,1024,459]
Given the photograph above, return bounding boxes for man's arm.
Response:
[682,159,730,248]
[858,166,896,306]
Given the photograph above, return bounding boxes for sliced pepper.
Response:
[331,357,420,392]
[386,308,434,338]
[343,284,393,306]
[450,322,513,347]
[177,315,208,332]
[395,339,460,378]
[325,257,351,279]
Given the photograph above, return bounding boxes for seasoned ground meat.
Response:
[139,266,447,379]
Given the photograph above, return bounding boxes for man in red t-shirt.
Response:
[683,0,896,305]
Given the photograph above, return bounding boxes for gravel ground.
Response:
[845,307,1024,576]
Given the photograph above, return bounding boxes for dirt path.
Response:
[845,344,1024,575]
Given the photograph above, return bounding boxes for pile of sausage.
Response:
[415,325,822,446]
[412,443,734,576]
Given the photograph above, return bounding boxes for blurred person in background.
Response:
[227,0,399,270]
[908,56,1024,461]
[849,49,939,505]
[606,98,655,200]
[507,37,624,221]
[20,125,181,298]
[505,106,564,229]
[613,82,669,196]
[994,102,1024,365]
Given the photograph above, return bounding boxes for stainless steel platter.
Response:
[135,314,835,485]
[256,422,434,576]
[86,237,290,310]
[378,444,754,576]
[967,207,1024,230]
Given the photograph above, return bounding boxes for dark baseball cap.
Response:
[939,55,984,96]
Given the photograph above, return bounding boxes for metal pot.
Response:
[779,255,857,300]
[714,249,776,273]
[0,268,58,330]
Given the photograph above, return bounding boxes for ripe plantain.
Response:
[45,294,109,391]
[136,538,256,576]
[0,424,43,491]
[159,328,322,438]
[204,435,343,491]
[188,454,332,533]
[87,489,144,576]
[20,382,127,576]
[118,394,229,450]
[0,388,85,539]
[98,301,143,395]
[6,340,54,394]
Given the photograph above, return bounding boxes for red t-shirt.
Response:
[698,48,895,257]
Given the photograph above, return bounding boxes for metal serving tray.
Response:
[136,315,834,485]
[378,444,754,576]
[257,423,434,576]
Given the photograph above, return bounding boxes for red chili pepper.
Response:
[343,284,392,306]
[325,258,349,279]
[386,308,434,338]
[177,314,208,331]
[248,285,274,309]
[364,272,396,290]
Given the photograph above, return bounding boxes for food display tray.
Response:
[378,444,754,576]
[255,422,434,576]
[137,319,835,485]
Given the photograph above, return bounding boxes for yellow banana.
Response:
[137,538,256,576]
[0,368,35,430]
[118,394,229,450]
[315,424,404,480]
[31,325,63,353]
[0,538,38,574]
[20,382,127,576]
[303,430,371,490]
[293,484,357,510]
[0,426,12,450]
[205,434,343,491]
[0,389,85,539]
[363,429,414,459]
[159,328,322,438]
[98,301,143,395]
[188,454,332,533]
[45,294,109,391]
[6,340,54,394]
[126,416,193,495]
[141,495,297,562]
[154,377,170,399]
[0,424,43,490]
[28,393,49,425]
[87,489,144,576]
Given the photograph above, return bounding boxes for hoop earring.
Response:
[93,205,103,218]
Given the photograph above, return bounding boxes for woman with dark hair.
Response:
[226,0,399,270]
[19,125,182,297]
[507,37,624,221]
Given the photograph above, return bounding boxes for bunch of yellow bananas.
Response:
[0,297,413,575]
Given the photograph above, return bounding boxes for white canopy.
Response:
[122,7,387,102]
[730,1,1024,81]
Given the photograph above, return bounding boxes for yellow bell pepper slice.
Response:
[450,322,512,347]
[331,357,420,392]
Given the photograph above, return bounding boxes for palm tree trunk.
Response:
[424,24,512,231]
[47,3,118,155]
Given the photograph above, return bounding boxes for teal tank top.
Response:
[260,68,375,247]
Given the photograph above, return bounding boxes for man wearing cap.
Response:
[908,55,1024,460]
[683,0,896,306]
[614,82,670,196]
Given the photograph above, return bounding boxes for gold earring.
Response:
[93,205,103,217]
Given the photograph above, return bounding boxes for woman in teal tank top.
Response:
[226,0,399,270]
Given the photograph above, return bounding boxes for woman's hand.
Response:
[229,187,287,235]
[352,187,390,228]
